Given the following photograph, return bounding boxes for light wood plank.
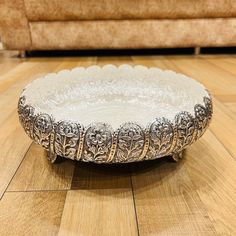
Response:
[185,130,236,235]
[58,189,138,236]
[0,191,66,236]
[0,61,21,77]
[167,57,236,96]
[0,61,57,94]
[218,57,236,65]
[131,159,216,235]
[0,112,31,199]
[71,162,131,189]
[7,143,75,191]
[214,94,236,103]
[96,56,134,66]
[131,55,171,69]
[209,98,236,160]
[205,57,236,77]
[224,103,236,116]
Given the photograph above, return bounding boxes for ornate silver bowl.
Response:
[18,65,212,164]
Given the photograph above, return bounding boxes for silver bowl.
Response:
[18,65,213,163]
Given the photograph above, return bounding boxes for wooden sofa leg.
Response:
[19,50,26,58]
[194,47,201,55]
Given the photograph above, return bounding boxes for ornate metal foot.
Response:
[172,151,183,162]
[47,150,58,163]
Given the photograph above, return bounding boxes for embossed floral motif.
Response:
[33,114,53,150]
[18,97,35,138]
[83,123,112,163]
[146,118,174,159]
[22,105,34,120]
[116,123,144,162]
[174,112,195,152]
[88,128,108,146]
[55,121,80,159]
[194,104,208,139]
[58,121,79,137]
[195,105,207,120]
[204,96,213,120]
[18,96,26,113]
[34,114,53,133]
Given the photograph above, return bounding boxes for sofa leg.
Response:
[18,50,26,58]
[194,47,201,55]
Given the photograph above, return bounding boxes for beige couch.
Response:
[1,0,236,52]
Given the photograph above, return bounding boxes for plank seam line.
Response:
[130,175,140,236]
[203,58,236,78]
[6,189,69,193]
[1,141,33,200]
[183,166,218,235]
[209,128,236,162]
[57,190,69,235]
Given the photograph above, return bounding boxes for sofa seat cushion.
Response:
[29,19,236,50]
[25,0,236,21]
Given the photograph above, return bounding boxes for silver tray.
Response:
[18,65,213,163]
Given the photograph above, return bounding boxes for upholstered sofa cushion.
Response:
[29,19,236,50]
[24,0,236,21]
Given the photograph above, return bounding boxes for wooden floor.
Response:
[0,51,236,236]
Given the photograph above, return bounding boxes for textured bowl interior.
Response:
[22,64,209,129]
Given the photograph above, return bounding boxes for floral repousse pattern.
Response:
[18,96,35,139]
[194,104,208,139]
[54,121,81,160]
[33,114,53,150]
[146,118,175,159]
[204,96,213,121]
[18,95,213,164]
[82,123,113,163]
[174,112,195,153]
[115,123,145,162]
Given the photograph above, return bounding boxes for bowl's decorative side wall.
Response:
[18,95,213,164]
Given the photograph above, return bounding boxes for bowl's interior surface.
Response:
[22,65,209,128]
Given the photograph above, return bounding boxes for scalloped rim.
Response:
[20,64,211,129]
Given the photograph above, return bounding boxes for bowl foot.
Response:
[171,151,183,162]
[47,151,58,163]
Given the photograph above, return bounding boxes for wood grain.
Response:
[224,103,236,115]
[131,157,216,235]
[185,130,236,235]
[71,162,131,189]
[167,57,236,96]
[0,111,31,199]
[0,52,236,235]
[0,191,67,236]
[58,189,138,236]
[7,143,75,191]
[214,94,236,103]
[205,57,236,76]
[209,98,236,160]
